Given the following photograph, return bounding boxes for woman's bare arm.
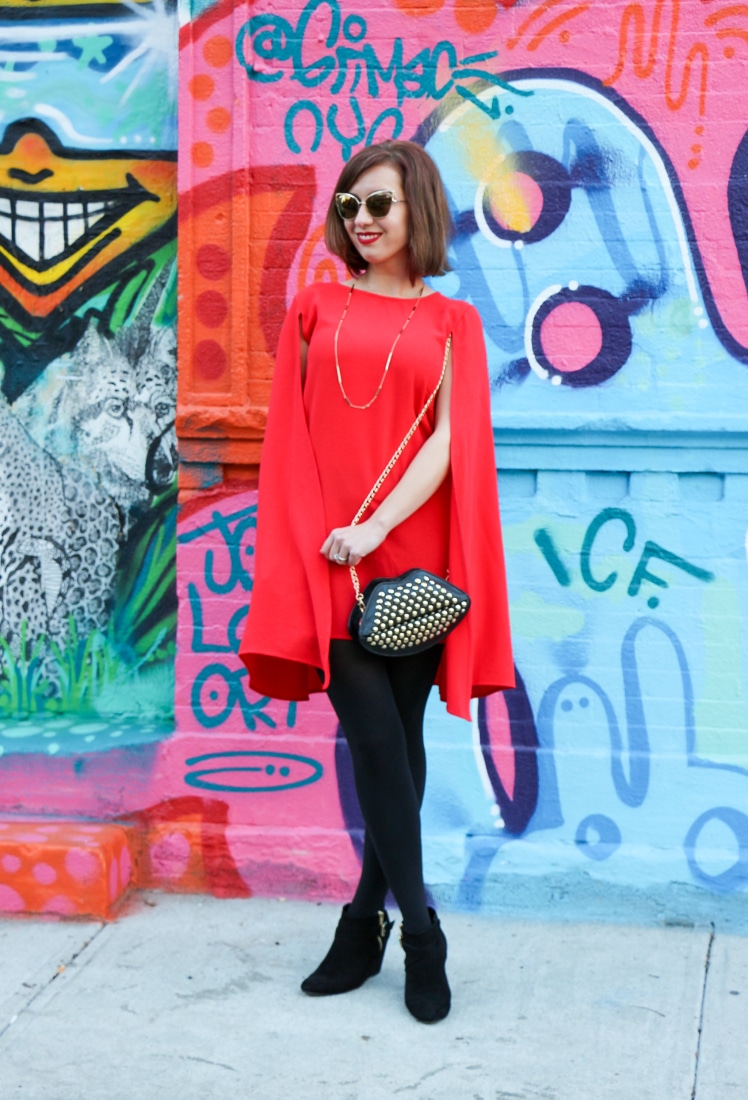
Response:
[299,319,309,387]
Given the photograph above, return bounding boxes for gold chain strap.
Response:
[349,333,453,612]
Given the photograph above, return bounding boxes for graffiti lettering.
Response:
[579,508,637,592]
[531,617,748,893]
[236,0,528,157]
[627,541,715,602]
[191,663,275,731]
[178,504,256,592]
[533,528,572,587]
[685,807,748,894]
[285,100,324,153]
[188,584,247,654]
[286,96,404,159]
[537,507,715,609]
[236,2,522,103]
[178,500,295,733]
[180,507,255,654]
[203,512,255,595]
[184,751,323,793]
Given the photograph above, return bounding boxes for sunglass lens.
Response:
[336,194,359,219]
[366,192,393,217]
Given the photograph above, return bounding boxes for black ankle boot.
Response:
[301,905,394,996]
[401,908,451,1023]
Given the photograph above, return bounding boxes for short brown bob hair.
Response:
[324,140,453,281]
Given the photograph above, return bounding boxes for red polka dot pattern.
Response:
[196,289,229,328]
[196,244,231,281]
[195,339,228,381]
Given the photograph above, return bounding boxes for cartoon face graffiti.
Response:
[0,1,177,325]
[0,120,176,320]
[0,0,178,726]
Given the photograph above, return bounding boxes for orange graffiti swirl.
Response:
[507,0,573,48]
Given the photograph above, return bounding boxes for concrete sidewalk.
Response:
[0,895,745,1100]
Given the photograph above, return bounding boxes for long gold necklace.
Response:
[334,282,424,410]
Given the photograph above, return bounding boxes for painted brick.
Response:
[0,820,133,920]
[1,0,747,929]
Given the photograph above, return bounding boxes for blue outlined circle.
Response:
[478,151,572,246]
[530,284,632,388]
[575,814,622,861]
[191,664,235,728]
[684,807,748,894]
[343,15,367,42]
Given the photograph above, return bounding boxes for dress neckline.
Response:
[333,282,442,302]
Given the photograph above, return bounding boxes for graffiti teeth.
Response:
[16,216,40,262]
[0,189,144,271]
[44,220,65,262]
[66,216,85,249]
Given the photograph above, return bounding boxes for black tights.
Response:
[327,639,443,935]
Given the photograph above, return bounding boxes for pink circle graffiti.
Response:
[539,302,604,373]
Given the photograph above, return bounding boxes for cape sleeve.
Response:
[436,301,515,720]
[239,291,332,701]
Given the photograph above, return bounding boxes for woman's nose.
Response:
[354,203,373,227]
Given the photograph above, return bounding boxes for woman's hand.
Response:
[321,516,387,567]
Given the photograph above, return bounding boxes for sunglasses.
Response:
[334,190,407,220]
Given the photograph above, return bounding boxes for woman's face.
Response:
[343,163,410,274]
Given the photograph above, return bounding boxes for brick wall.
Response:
[172,0,748,924]
[3,0,748,924]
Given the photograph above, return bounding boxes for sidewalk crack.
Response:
[691,922,715,1100]
[0,923,107,1041]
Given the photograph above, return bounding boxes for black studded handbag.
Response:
[346,335,471,657]
[348,568,470,656]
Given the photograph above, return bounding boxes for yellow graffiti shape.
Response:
[0,122,175,319]
[484,162,542,235]
[444,106,508,184]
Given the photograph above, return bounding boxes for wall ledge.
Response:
[495,429,748,473]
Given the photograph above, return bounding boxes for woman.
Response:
[240,141,514,1023]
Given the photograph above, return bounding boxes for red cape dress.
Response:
[239,282,514,721]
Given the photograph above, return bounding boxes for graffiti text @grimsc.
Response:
[235,0,528,158]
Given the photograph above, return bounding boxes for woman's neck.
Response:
[355,269,423,299]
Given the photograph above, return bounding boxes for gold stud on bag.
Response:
[345,334,471,657]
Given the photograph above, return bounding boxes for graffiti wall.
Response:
[2,0,748,923]
[0,0,178,752]
[171,0,748,925]
[0,0,182,919]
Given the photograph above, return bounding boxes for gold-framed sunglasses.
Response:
[334,190,407,220]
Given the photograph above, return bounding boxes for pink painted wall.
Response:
[174,487,361,898]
